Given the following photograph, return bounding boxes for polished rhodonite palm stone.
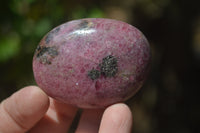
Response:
[32,18,151,108]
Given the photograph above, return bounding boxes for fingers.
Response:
[0,85,132,133]
[28,98,78,133]
[75,109,104,133]
[99,103,133,133]
[0,86,49,133]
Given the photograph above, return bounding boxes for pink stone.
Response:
[32,18,151,108]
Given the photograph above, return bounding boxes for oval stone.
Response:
[33,18,151,108]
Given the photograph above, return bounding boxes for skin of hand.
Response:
[0,86,132,133]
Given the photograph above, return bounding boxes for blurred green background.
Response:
[0,0,200,132]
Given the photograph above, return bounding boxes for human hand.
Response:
[0,86,132,133]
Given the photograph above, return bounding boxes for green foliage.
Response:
[9,0,35,15]
[88,8,104,18]
[71,7,104,19]
[0,33,20,62]
[34,18,52,37]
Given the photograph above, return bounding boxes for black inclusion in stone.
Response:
[45,27,60,44]
[100,55,118,77]
[88,69,101,80]
[78,20,89,29]
[36,46,58,58]
[35,45,58,64]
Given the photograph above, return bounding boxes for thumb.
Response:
[0,86,49,133]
